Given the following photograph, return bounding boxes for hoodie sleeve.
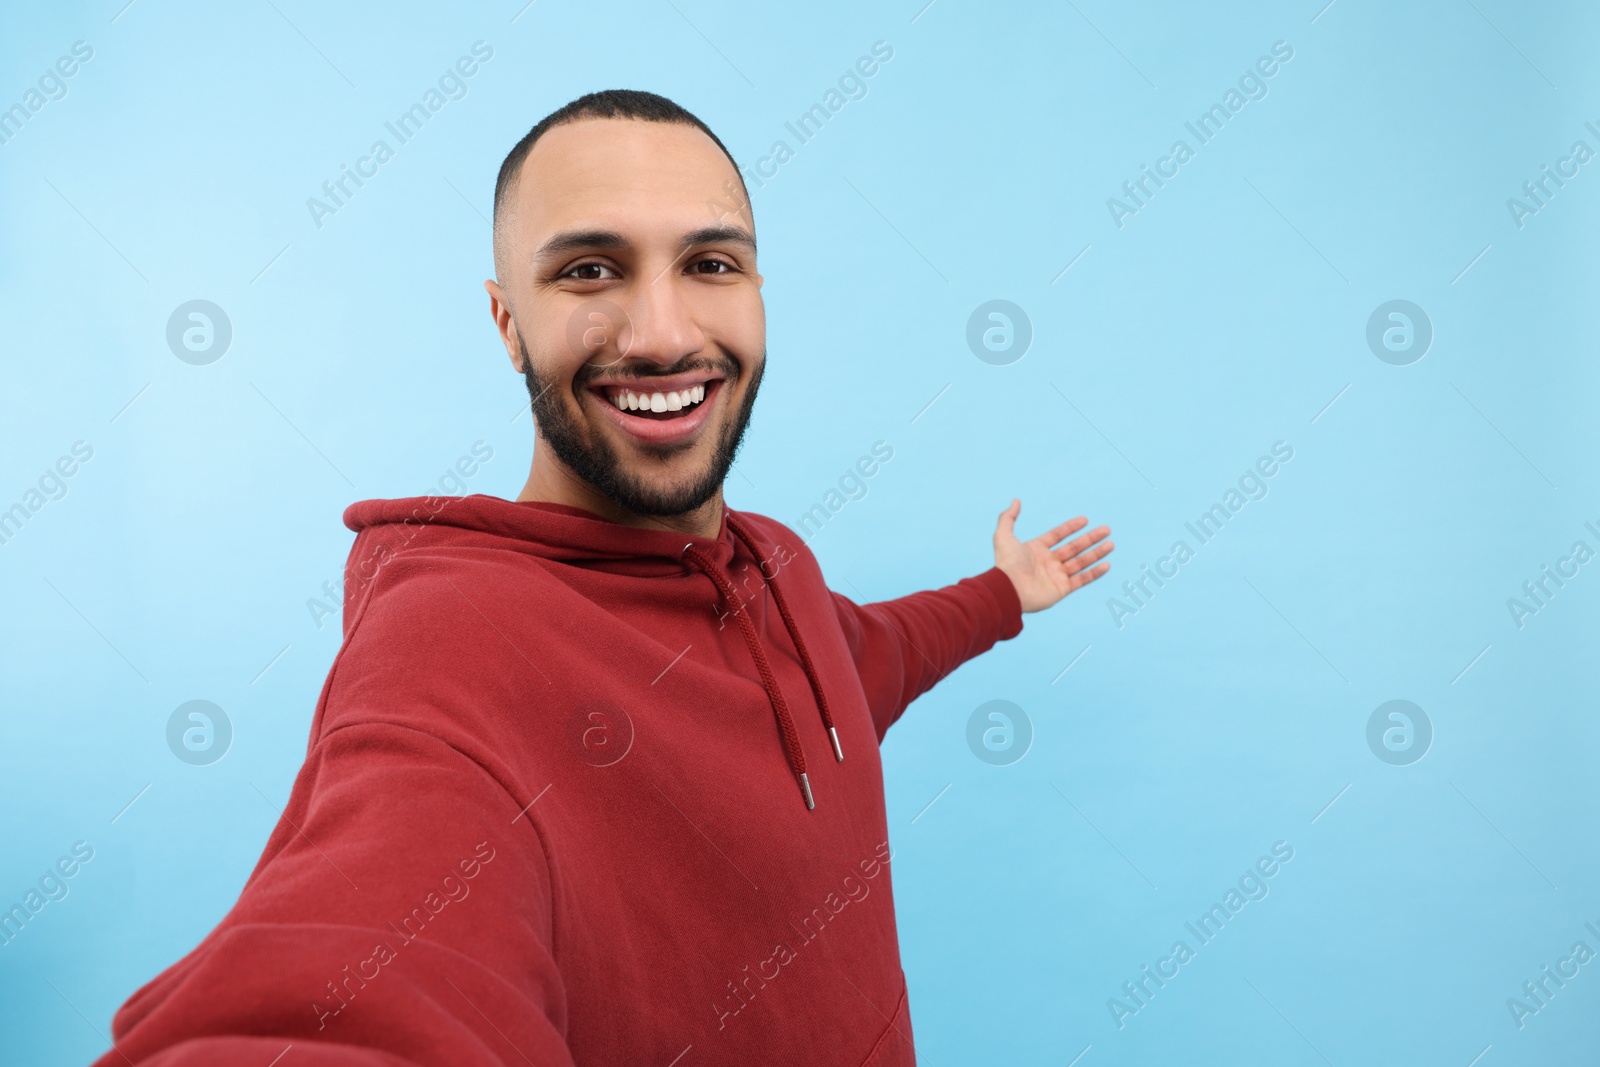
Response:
[831,566,1024,741]
[96,718,576,1067]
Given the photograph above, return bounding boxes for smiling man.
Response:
[96,91,1111,1066]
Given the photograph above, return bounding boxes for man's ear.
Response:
[483,279,524,371]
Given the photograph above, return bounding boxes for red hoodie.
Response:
[98,493,1023,1066]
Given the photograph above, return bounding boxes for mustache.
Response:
[574,354,739,387]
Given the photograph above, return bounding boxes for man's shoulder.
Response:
[336,527,553,654]
[316,545,560,751]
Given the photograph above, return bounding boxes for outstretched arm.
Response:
[95,722,576,1067]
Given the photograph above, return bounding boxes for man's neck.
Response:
[515,457,724,540]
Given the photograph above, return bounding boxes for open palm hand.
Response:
[993,498,1113,613]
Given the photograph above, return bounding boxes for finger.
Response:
[1031,515,1088,549]
[1049,531,1113,563]
[1061,541,1113,575]
[1052,525,1111,560]
[1068,561,1112,589]
[994,498,1021,542]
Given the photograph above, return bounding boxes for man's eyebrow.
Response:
[534,229,628,260]
[681,226,756,255]
[533,225,757,265]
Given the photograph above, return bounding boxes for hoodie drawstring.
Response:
[725,514,843,765]
[681,515,839,811]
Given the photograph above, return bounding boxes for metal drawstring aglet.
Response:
[799,772,815,810]
[828,726,843,763]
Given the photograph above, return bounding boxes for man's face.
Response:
[492,118,764,517]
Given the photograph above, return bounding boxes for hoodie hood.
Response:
[343,492,839,810]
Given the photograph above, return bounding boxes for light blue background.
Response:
[3,1,1597,1064]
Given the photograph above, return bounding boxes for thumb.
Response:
[994,498,1021,544]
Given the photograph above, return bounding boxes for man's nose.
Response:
[618,272,704,367]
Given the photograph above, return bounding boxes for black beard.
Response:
[519,333,763,517]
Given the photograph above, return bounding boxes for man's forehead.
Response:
[515,117,750,232]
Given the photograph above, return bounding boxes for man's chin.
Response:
[563,419,721,517]
[599,466,725,517]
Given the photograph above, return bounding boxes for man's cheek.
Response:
[711,290,766,377]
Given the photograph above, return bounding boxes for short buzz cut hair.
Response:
[491,89,749,281]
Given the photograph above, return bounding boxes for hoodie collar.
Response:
[343,492,737,575]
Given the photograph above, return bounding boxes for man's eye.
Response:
[690,258,735,275]
[566,263,617,281]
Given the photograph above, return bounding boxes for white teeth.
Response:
[611,384,710,413]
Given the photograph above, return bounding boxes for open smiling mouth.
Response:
[595,380,719,421]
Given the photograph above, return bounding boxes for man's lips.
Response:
[585,375,726,446]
